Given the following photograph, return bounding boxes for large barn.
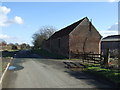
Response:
[43,17,102,58]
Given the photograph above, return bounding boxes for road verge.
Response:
[0,57,13,89]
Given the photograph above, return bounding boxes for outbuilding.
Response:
[101,35,120,58]
[43,17,102,58]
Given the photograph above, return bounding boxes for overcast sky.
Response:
[0,1,118,45]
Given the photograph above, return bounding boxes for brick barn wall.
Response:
[69,19,101,54]
[45,35,69,57]
[43,18,102,58]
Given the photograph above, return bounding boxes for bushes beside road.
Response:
[2,50,19,58]
[31,48,67,59]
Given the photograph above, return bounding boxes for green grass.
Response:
[0,57,12,72]
[0,60,9,72]
[1,50,17,72]
[31,48,67,59]
[2,62,8,72]
[83,64,120,84]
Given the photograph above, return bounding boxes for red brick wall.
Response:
[69,22,102,54]
[44,35,69,57]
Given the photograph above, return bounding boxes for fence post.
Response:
[93,55,95,64]
[69,51,71,59]
[83,53,85,63]
[100,54,102,65]
[103,48,110,66]
[87,54,89,64]
[118,49,120,69]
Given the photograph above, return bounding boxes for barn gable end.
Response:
[69,17,102,54]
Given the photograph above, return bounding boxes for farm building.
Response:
[43,17,102,58]
[101,35,120,58]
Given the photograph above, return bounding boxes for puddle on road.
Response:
[8,66,16,70]
[8,65,24,71]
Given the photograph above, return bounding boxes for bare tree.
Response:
[32,26,56,49]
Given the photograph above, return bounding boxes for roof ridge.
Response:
[49,17,87,39]
[103,35,120,39]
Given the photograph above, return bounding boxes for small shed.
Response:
[101,35,120,58]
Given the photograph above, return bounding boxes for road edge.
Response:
[0,57,13,89]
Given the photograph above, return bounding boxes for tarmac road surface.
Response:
[2,50,117,88]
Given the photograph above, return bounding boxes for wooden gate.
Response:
[70,52,103,64]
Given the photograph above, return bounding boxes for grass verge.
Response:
[2,62,8,72]
[0,57,12,73]
[83,64,120,85]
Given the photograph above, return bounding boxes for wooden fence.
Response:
[70,52,103,64]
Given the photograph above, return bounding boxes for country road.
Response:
[2,50,116,88]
